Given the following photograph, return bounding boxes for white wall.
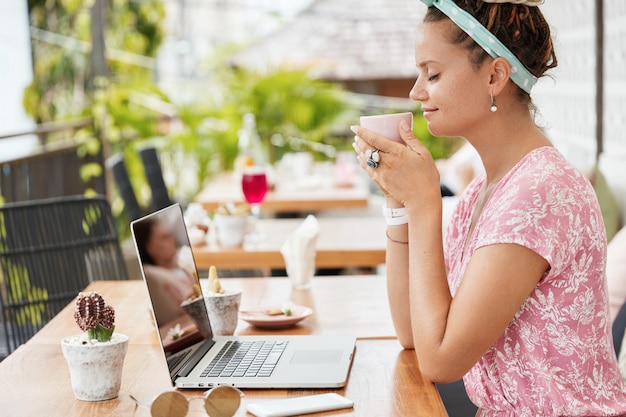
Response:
[0,0,36,160]
[534,0,626,224]
[601,0,626,223]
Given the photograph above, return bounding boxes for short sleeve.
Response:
[472,149,605,279]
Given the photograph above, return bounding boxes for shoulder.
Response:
[490,147,598,221]
[513,147,589,190]
[498,147,596,212]
[477,147,605,267]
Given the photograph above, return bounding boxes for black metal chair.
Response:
[106,154,142,221]
[0,195,128,356]
[613,298,626,358]
[139,146,172,211]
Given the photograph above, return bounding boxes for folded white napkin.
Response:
[280,215,320,287]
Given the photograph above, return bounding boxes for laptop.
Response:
[130,203,356,389]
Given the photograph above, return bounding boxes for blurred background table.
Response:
[0,276,448,416]
[192,216,387,270]
[194,169,371,214]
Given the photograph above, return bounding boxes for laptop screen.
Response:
[131,204,213,356]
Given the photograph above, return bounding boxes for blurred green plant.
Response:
[165,66,357,171]
[23,0,167,235]
[25,0,165,122]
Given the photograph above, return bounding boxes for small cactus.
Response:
[73,291,116,342]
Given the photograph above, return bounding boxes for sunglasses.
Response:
[131,385,244,417]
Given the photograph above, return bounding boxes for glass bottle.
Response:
[234,113,266,172]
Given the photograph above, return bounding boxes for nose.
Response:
[409,77,427,102]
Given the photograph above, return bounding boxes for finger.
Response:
[352,138,380,174]
[398,120,428,154]
[352,140,365,166]
[351,131,366,154]
[350,125,397,153]
[351,132,380,166]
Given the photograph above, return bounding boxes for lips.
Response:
[421,107,437,118]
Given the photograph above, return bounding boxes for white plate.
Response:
[238,305,313,329]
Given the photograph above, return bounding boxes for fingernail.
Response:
[350,125,359,134]
[400,120,411,131]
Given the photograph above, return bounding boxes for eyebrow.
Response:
[416,60,438,68]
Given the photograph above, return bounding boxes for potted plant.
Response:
[61,291,129,401]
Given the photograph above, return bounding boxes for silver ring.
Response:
[365,148,380,168]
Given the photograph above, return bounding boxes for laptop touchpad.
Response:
[290,350,342,364]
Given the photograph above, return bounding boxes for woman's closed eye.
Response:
[427,73,440,81]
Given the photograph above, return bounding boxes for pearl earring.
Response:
[490,93,498,112]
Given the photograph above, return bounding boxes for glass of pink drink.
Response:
[241,166,268,242]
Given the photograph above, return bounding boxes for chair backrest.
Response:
[106,154,142,221]
[0,195,128,355]
[613,300,626,357]
[139,146,172,211]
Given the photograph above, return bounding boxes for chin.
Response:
[426,123,449,138]
[427,121,463,139]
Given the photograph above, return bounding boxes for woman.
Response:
[134,217,198,324]
[352,0,626,415]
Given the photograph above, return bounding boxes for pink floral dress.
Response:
[445,147,626,416]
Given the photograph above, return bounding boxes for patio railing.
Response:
[0,118,106,203]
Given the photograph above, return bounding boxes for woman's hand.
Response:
[351,120,441,211]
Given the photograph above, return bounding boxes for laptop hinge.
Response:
[177,339,215,377]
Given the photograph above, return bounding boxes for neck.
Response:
[466,104,551,186]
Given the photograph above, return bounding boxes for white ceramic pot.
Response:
[204,289,242,336]
[61,333,129,401]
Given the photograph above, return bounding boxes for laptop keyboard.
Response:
[201,340,288,378]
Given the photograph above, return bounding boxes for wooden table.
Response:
[0,277,448,417]
[194,171,371,214]
[193,217,387,270]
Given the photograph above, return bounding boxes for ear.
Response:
[489,57,511,95]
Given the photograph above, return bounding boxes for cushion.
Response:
[607,227,626,323]
[589,165,621,242]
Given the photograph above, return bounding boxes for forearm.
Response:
[406,204,456,380]
[385,222,414,348]
[407,206,450,339]
[385,199,450,353]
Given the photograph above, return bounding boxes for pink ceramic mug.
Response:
[359,112,413,144]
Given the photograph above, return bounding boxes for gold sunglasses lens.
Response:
[204,386,242,417]
[151,391,189,417]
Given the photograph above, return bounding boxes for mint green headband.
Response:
[420,0,538,94]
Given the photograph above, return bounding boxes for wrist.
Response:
[384,196,403,207]
[382,204,408,225]
[384,215,408,226]
[386,230,408,244]
[382,205,407,218]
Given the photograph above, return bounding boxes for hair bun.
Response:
[482,0,544,5]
